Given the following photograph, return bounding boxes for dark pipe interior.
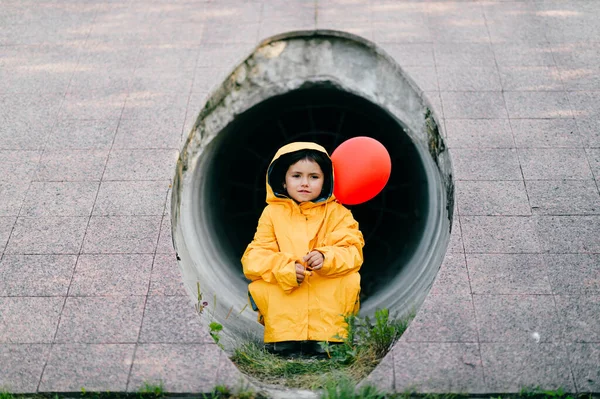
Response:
[204,86,429,301]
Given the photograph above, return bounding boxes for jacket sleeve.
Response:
[241,206,299,294]
[314,205,364,278]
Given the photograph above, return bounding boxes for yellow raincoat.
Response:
[241,142,364,343]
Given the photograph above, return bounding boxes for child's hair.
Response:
[268,149,333,201]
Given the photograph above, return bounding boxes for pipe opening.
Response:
[204,85,429,301]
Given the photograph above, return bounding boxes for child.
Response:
[241,142,364,355]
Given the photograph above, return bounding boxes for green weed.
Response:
[137,381,164,398]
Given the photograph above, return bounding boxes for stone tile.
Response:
[0,297,63,343]
[0,121,49,151]
[202,23,260,45]
[566,343,600,393]
[204,2,262,24]
[551,42,600,68]
[480,343,575,392]
[45,119,118,150]
[0,68,71,95]
[402,66,438,91]
[461,216,541,253]
[22,181,98,217]
[103,149,179,181]
[404,293,477,343]
[448,220,464,253]
[196,44,252,68]
[130,68,195,94]
[430,253,471,296]
[192,68,227,94]
[82,216,162,254]
[149,254,185,296]
[379,43,434,67]
[423,91,444,120]
[468,254,552,295]
[0,181,29,216]
[357,351,394,393]
[577,119,600,149]
[392,342,485,393]
[0,255,76,297]
[0,150,40,182]
[262,1,315,21]
[452,149,522,180]
[94,181,169,216]
[511,119,582,148]
[445,119,514,149]
[493,44,556,67]
[474,295,560,343]
[68,70,132,94]
[56,296,145,343]
[441,92,508,119]
[437,66,502,92]
[429,17,490,44]
[0,344,50,393]
[140,296,211,343]
[128,343,221,393]
[520,149,592,180]
[156,219,175,255]
[457,180,531,216]
[536,216,600,253]
[60,91,127,120]
[504,91,572,119]
[569,92,600,119]
[499,66,564,91]
[0,217,16,253]
[6,217,88,255]
[136,46,199,72]
[121,92,188,122]
[39,344,134,392]
[0,94,62,132]
[433,43,496,67]
[559,66,600,91]
[69,254,153,296]
[528,180,600,215]
[372,20,430,43]
[546,254,600,295]
[587,148,600,177]
[259,20,315,44]
[483,4,548,44]
[113,118,183,150]
[36,150,109,181]
[555,295,600,343]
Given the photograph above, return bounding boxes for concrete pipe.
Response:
[172,30,454,350]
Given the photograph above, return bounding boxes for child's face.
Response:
[283,159,325,203]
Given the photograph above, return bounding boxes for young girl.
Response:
[241,142,364,355]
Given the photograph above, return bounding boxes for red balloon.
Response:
[331,137,391,205]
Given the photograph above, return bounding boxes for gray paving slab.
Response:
[139,296,212,344]
[39,344,135,392]
[0,344,51,393]
[456,180,531,216]
[0,297,64,344]
[127,344,221,393]
[527,180,600,215]
[444,119,514,149]
[545,254,600,295]
[403,293,478,343]
[480,343,575,393]
[474,295,561,343]
[69,254,154,297]
[0,255,77,297]
[55,296,145,344]
[3,0,600,395]
[22,182,99,217]
[82,216,162,254]
[6,217,88,255]
[467,254,552,295]
[45,119,118,150]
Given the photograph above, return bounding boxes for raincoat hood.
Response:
[266,142,335,206]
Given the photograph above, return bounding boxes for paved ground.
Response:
[1,0,599,396]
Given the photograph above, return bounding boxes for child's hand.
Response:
[304,251,324,271]
[295,262,306,284]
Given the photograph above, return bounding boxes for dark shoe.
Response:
[302,340,331,357]
[264,341,301,356]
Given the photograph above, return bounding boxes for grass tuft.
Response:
[231,308,414,390]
